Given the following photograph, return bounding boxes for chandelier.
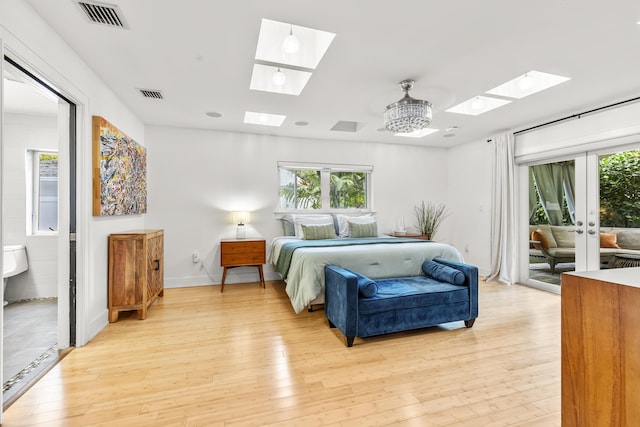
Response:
[383,79,432,134]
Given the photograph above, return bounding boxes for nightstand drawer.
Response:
[221,241,264,254]
[221,252,265,266]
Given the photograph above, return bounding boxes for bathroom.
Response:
[2,63,61,405]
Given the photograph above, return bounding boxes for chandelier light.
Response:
[383,79,432,134]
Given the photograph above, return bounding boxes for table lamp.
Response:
[232,211,250,238]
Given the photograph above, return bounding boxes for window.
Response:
[278,161,372,211]
[28,150,59,234]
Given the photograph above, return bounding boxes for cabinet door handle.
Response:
[154,260,160,271]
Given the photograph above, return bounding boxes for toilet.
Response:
[3,245,29,305]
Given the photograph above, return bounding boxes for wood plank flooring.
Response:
[3,280,561,426]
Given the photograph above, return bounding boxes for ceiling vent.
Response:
[137,89,164,100]
[75,1,130,29]
[330,121,361,133]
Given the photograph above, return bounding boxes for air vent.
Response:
[75,1,130,29]
[330,121,361,133]
[137,89,163,100]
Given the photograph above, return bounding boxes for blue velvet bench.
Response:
[324,257,478,347]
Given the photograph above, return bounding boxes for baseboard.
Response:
[164,270,282,289]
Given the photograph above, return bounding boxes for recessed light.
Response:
[446,96,511,116]
[394,128,439,138]
[244,111,286,127]
[206,112,222,118]
[294,121,309,126]
[486,70,571,99]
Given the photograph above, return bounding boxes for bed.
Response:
[269,236,464,313]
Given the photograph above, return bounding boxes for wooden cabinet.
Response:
[220,238,266,292]
[108,230,164,322]
[562,268,640,426]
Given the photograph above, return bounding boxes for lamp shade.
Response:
[232,211,250,225]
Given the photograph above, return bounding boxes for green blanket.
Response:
[274,237,431,278]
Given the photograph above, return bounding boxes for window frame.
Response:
[27,148,59,236]
[277,161,373,213]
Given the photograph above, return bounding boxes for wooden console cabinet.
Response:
[562,268,640,426]
[108,229,164,322]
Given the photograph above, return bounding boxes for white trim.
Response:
[278,160,374,172]
[1,36,5,423]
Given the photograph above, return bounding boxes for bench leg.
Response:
[346,336,355,347]
[465,318,476,328]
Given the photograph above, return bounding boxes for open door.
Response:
[1,54,77,408]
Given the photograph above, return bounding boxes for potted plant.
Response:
[414,201,450,239]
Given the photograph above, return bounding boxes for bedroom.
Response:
[1,0,640,424]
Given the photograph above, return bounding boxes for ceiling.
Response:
[20,0,640,147]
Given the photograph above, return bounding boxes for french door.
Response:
[521,144,640,290]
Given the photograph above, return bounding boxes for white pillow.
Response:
[336,214,375,237]
[294,214,334,239]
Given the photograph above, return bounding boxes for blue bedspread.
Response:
[274,237,430,279]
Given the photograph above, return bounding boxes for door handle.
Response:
[576,220,584,226]
[154,260,160,270]
[575,229,584,235]
[587,229,596,235]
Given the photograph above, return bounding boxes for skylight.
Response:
[255,19,336,70]
[446,96,511,116]
[243,111,286,127]
[394,128,440,138]
[249,64,312,96]
[486,70,571,99]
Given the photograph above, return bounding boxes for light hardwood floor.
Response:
[3,280,561,426]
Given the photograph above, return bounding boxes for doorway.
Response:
[521,145,640,289]
[1,57,76,407]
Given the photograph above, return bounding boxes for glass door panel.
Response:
[524,146,640,289]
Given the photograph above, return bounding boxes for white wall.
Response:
[144,126,453,288]
[447,139,493,276]
[1,1,146,345]
[3,113,58,301]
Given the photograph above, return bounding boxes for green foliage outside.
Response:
[330,172,365,209]
[39,153,58,161]
[279,170,366,210]
[279,170,321,209]
[600,150,640,227]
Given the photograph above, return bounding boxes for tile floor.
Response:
[3,298,58,405]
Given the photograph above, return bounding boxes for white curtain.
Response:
[486,132,517,285]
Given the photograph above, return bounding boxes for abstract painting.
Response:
[92,116,147,216]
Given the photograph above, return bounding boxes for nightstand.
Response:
[386,232,429,240]
[220,238,266,292]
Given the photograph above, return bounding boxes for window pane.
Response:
[38,153,58,231]
[279,169,321,209]
[330,171,366,209]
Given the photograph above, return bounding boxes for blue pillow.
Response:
[422,260,465,285]
[344,269,378,297]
